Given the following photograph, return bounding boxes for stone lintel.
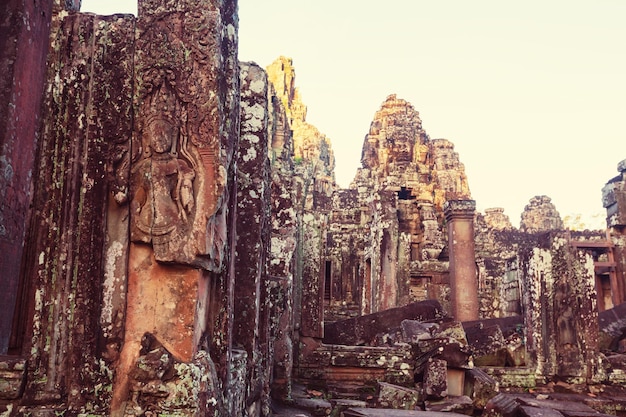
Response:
[444,200,476,221]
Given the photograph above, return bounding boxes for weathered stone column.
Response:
[263,82,297,406]
[16,10,135,412]
[299,213,325,338]
[232,62,270,416]
[444,200,478,321]
[0,0,54,354]
[111,0,240,414]
[603,159,626,306]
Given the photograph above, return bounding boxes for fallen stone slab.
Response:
[551,391,626,415]
[463,315,526,367]
[401,320,439,343]
[0,356,27,400]
[331,398,369,415]
[342,408,471,417]
[292,397,332,417]
[559,412,616,417]
[463,316,524,339]
[414,337,472,370]
[485,393,615,417]
[465,367,499,409]
[378,381,422,409]
[516,396,599,413]
[518,405,563,417]
[437,321,469,345]
[484,393,534,417]
[425,395,474,415]
[424,358,448,399]
[271,400,313,417]
[598,301,626,351]
[464,324,507,366]
[323,300,446,346]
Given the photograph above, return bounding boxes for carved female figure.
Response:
[130,83,196,258]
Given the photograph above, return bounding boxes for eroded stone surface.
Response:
[602,160,626,228]
[2,0,626,413]
[0,0,55,355]
[378,381,421,410]
[424,359,448,399]
[520,196,564,233]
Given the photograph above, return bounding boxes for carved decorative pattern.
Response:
[129,5,230,269]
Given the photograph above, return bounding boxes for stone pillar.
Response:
[111,0,240,414]
[603,159,626,306]
[261,82,298,407]
[17,11,135,411]
[0,0,54,354]
[375,190,400,312]
[233,62,270,415]
[299,212,325,338]
[444,200,478,321]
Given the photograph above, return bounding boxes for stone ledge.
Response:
[480,367,537,389]
[0,356,27,400]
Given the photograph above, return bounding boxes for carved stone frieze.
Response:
[129,2,233,269]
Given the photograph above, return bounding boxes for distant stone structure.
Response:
[484,207,513,230]
[520,195,564,232]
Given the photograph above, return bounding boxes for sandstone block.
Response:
[424,358,448,399]
[378,381,421,410]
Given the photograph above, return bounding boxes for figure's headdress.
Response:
[139,76,182,157]
[144,81,181,128]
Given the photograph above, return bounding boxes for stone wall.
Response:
[519,233,603,383]
[1,0,625,411]
[0,0,254,414]
[0,0,57,355]
[266,57,336,345]
[20,10,135,413]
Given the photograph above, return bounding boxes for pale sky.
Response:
[82,0,625,228]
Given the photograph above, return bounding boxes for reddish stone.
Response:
[424,358,448,399]
[378,381,421,409]
[323,299,446,346]
[112,243,203,411]
[465,368,499,409]
[0,0,54,354]
[16,11,135,411]
[445,200,479,322]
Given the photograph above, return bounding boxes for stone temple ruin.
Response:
[2,1,626,416]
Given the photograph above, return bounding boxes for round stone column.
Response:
[444,200,479,321]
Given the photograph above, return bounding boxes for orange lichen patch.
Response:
[126,243,200,362]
